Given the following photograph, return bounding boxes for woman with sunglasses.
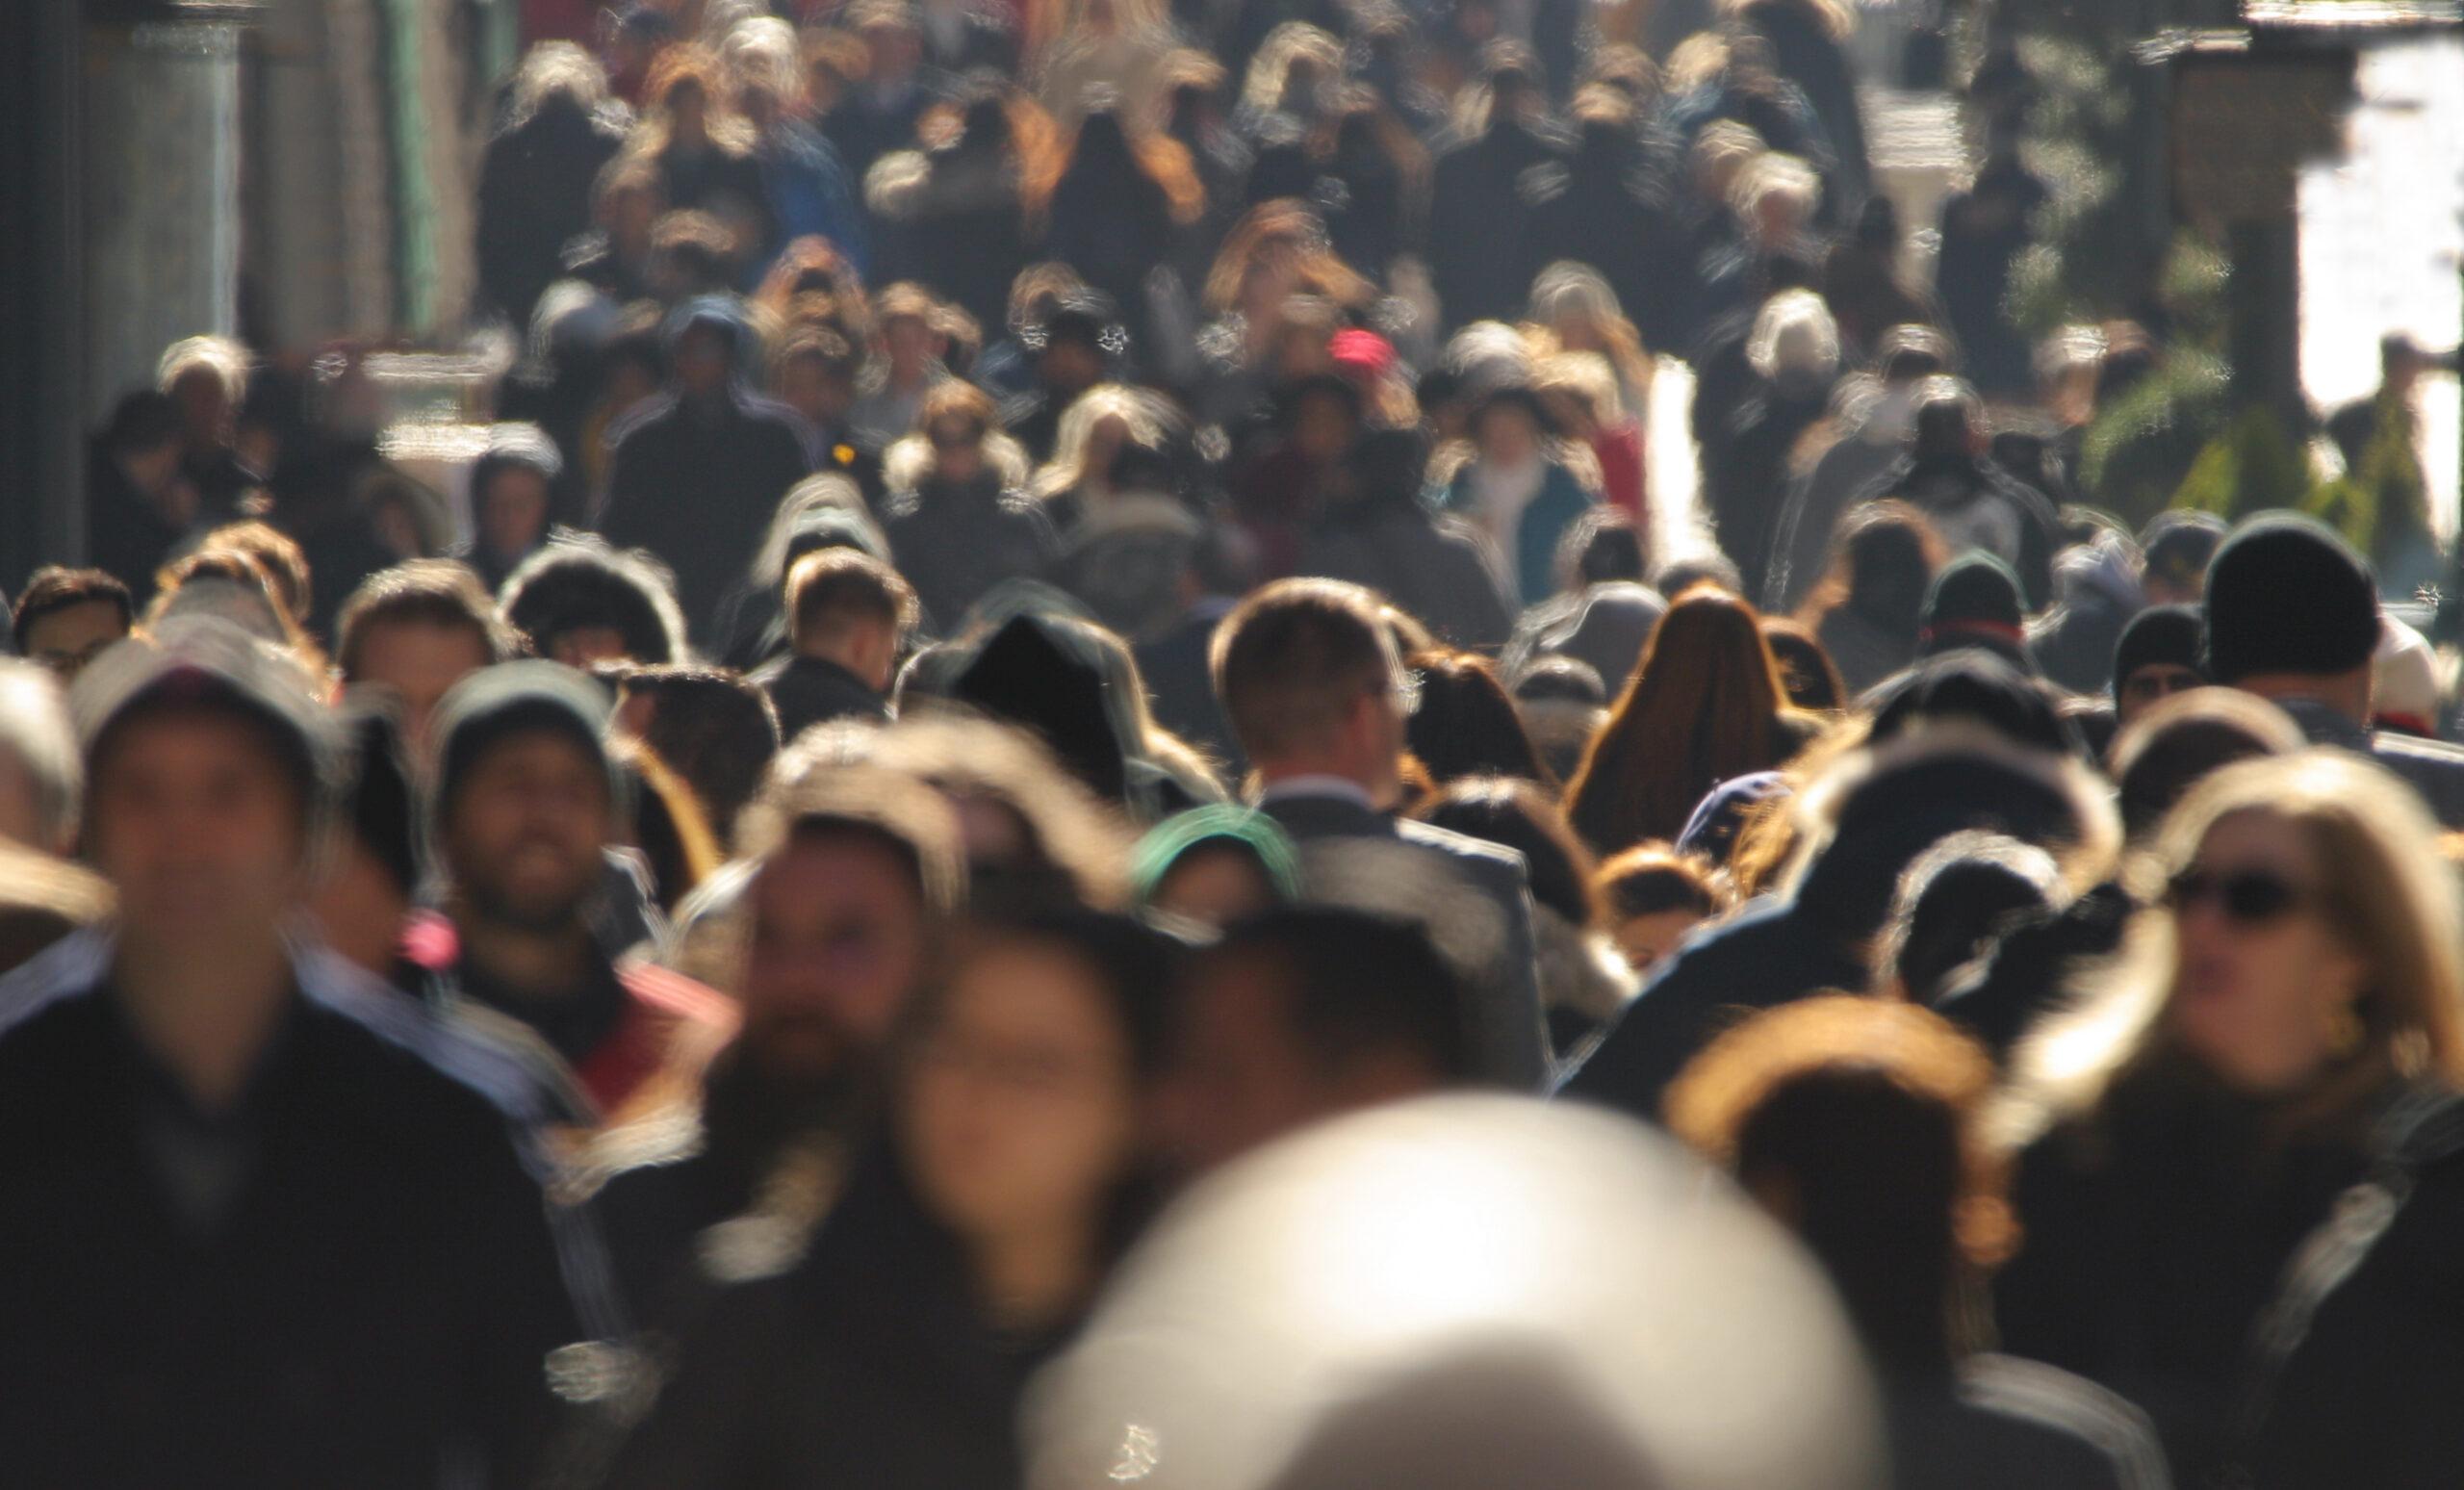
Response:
[1995,750,2464,1488]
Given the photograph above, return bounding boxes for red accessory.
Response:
[1329,328,1397,385]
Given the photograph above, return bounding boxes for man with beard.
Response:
[579,765,963,1335]
[398,661,735,1125]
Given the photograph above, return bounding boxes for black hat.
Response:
[2203,513,2378,684]
[1866,650,2081,758]
[1919,552,2034,674]
[429,660,624,831]
[2110,604,2204,700]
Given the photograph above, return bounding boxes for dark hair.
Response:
[499,538,687,664]
[335,560,512,681]
[1595,844,1718,920]
[2140,509,2227,594]
[1213,578,1394,762]
[1800,499,1944,635]
[1209,906,1473,1080]
[1759,618,1845,711]
[1414,776,1601,927]
[1556,506,1648,588]
[102,389,183,455]
[616,665,782,843]
[1404,650,1550,785]
[13,568,133,653]
[1651,552,1742,600]
[788,548,919,648]
[1667,997,2011,1373]
[1563,586,1804,857]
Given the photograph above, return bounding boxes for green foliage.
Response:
[2079,349,2232,527]
[2173,404,2320,521]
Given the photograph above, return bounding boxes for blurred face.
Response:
[442,732,611,932]
[479,468,552,559]
[1292,392,1357,466]
[87,711,308,946]
[2117,663,2205,729]
[1162,946,1428,1175]
[1613,908,1703,977]
[1085,413,1131,479]
[169,367,232,450]
[1041,341,1104,397]
[311,839,412,975]
[903,940,1141,1242]
[886,316,933,377]
[1476,403,1539,466]
[1151,845,1278,929]
[668,81,709,142]
[675,326,732,399]
[2167,811,2370,1096]
[780,356,855,426]
[353,620,493,759]
[740,833,927,1081]
[24,601,129,684]
[929,420,986,485]
[607,183,660,244]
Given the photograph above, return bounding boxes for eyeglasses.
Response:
[2164,866,2313,927]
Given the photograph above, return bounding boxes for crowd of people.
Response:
[13,0,2464,1482]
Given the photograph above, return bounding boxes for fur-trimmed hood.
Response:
[498,535,692,664]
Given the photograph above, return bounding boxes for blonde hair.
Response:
[507,40,609,127]
[1533,351,1625,427]
[1747,289,1841,382]
[2001,750,2464,1148]
[1731,151,1822,229]
[719,15,802,102]
[157,335,248,406]
[1241,22,1345,114]
[1030,384,1170,500]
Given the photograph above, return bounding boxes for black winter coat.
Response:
[602,392,815,642]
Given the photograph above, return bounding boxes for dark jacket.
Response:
[1296,498,1516,654]
[602,391,816,644]
[0,935,581,1489]
[1427,117,1567,330]
[86,440,195,604]
[1887,1356,2171,1490]
[757,653,892,740]
[2276,696,2464,830]
[1706,379,1834,601]
[1997,1066,2464,1486]
[873,140,1028,333]
[1527,121,1689,350]
[880,474,1060,634]
[476,95,628,326]
[605,1146,1078,1490]
[1262,788,1551,1089]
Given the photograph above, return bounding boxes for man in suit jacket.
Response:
[1212,578,1550,1088]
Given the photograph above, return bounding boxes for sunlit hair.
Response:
[1023,112,1206,234]
[506,40,609,129]
[2106,686,2304,838]
[201,521,313,630]
[1531,350,1625,428]
[1747,289,1840,383]
[1562,586,1808,856]
[1242,22,1345,113]
[640,44,757,155]
[745,472,885,588]
[156,334,249,407]
[1667,996,2017,1364]
[1666,33,1733,92]
[1595,843,1722,921]
[719,15,800,102]
[1203,199,1375,315]
[1527,263,1651,372]
[0,660,82,851]
[1030,384,1172,500]
[1759,618,1847,712]
[883,380,1031,492]
[2000,750,2464,1148]
[147,549,321,667]
[1730,151,1821,229]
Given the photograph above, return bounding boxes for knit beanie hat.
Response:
[2203,514,2378,684]
[2110,604,2205,701]
[429,660,624,831]
[1919,552,2033,673]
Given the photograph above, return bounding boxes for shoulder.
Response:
[1397,816,1531,886]
[1952,1354,2172,1489]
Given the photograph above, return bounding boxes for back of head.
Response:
[1566,586,1789,853]
[1667,995,2006,1371]
[500,537,689,664]
[1212,906,1475,1083]
[337,560,511,681]
[618,665,782,840]
[1213,579,1394,766]
[1866,651,2077,758]
[1909,376,1982,460]
[1919,552,2031,673]
[1403,653,1548,785]
[1415,775,1599,927]
[1881,830,2061,1002]
[2108,686,2305,838]
[2203,513,2378,685]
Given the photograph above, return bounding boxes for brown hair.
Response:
[786,548,918,650]
[203,522,313,629]
[335,560,513,681]
[1562,585,1807,856]
[13,568,133,652]
[1211,578,1396,763]
[1595,844,1721,921]
[1203,200,1375,316]
[915,378,999,443]
[1404,649,1551,786]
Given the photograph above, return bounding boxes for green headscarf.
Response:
[1130,805,1304,906]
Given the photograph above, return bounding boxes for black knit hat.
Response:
[2110,604,2204,701]
[2203,513,2378,684]
[429,660,625,832]
[1919,552,2034,674]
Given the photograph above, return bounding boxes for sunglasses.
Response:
[2164,866,2313,926]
